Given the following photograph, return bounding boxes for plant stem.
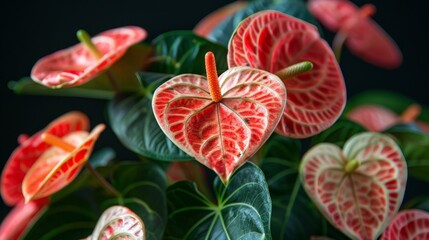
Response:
[332,32,347,62]
[345,159,360,174]
[77,29,120,92]
[85,162,121,198]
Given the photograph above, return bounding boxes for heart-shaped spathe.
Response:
[84,205,145,240]
[152,53,286,183]
[228,10,346,138]
[300,132,407,239]
[381,209,429,240]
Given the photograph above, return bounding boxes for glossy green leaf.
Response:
[261,141,349,240]
[149,30,228,74]
[23,162,166,240]
[108,90,191,161]
[88,147,116,168]
[21,195,98,240]
[386,126,429,181]
[106,162,167,240]
[347,90,429,122]
[311,119,366,148]
[209,0,321,46]
[165,162,271,239]
[402,196,429,212]
[8,77,115,99]
[259,135,327,239]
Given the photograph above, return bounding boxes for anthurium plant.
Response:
[1,0,429,239]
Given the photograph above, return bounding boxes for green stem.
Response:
[77,29,120,92]
[344,159,360,174]
[76,29,103,59]
[85,162,121,198]
[332,32,347,62]
[275,61,313,81]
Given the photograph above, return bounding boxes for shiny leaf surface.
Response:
[311,119,366,148]
[209,0,320,46]
[108,74,191,161]
[386,127,429,182]
[165,162,271,239]
[149,31,228,75]
[108,162,167,240]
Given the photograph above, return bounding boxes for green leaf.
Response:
[149,30,228,75]
[106,162,167,240]
[108,90,191,161]
[209,0,321,46]
[165,162,271,239]
[311,119,366,148]
[23,162,167,240]
[402,196,429,212]
[88,147,116,168]
[21,195,98,240]
[385,126,429,181]
[259,135,321,239]
[8,77,115,99]
[346,89,429,122]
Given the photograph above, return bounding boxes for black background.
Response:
[1,0,428,220]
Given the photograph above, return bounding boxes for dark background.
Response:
[0,0,427,220]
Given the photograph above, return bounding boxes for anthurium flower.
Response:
[300,132,407,239]
[22,123,105,202]
[381,209,429,240]
[307,0,402,69]
[1,111,89,206]
[193,1,248,38]
[84,205,145,240]
[0,198,50,240]
[153,52,286,183]
[347,104,429,132]
[228,10,346,138]
[31,26,147,88]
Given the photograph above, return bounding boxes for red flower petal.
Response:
[1,111,89,206]
[347,105,398,132]
[228,10,346,138]
[381,209,429,240]
[153,67,286,183]
[301,132,407,239]
[0,198,50,240]
[86,205,145,240]
[31,26,147,88]
[308,0,402,69]
[22,124,105,202]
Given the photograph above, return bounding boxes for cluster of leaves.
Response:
[1,0,429,239]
